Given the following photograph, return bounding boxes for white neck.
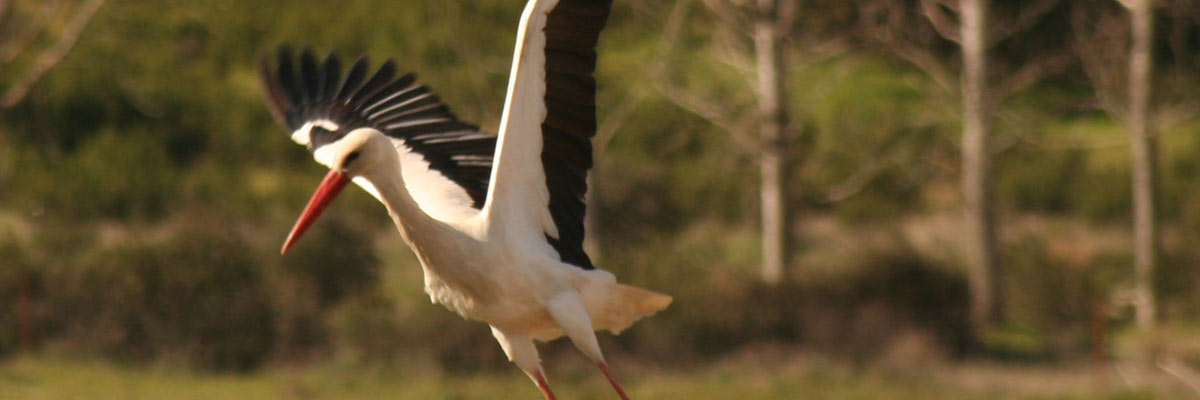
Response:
[358,150,497,305]
[358,160,446,246]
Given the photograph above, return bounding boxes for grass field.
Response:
[2,350,1193,400]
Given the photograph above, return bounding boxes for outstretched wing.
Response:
[482,0,611,270]
[260,47,495,213]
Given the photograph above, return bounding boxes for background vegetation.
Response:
[2,0,1200,398]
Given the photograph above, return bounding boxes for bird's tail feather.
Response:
[595,284,672,335]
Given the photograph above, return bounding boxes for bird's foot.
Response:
[598,362,630,400]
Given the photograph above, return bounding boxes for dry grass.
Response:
[3,349,1196,400]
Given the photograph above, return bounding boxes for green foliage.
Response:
[794,57,954,219]
[14,129,179,219]
[269,212,383,362]
[327,290,407,365]
[44,223,274,371]
[3,354,1179,400]
[281,217,380,309]
[0,235,35,355]
[997,146,1086,213]
[0,211,393,370]
[601,227,973,364]
[2,0,1200,379]
[1075,167,1134,222]
[1001,237,1096,358]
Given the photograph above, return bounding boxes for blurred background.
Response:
[2,0,1200,398]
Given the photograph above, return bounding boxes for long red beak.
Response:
[281,169,351,255]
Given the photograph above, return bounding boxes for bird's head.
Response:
[280,126,393,255]
[310,126,391,175]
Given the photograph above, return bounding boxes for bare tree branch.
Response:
[992,51,1075,101]
[701,0,752,36]
[1159,357,1200,396]
[820,151,903,203]
[883,39,957,91]
[597,0,695,153]
[859,0,957,90]
[1,0,104,108]
[653,0,764,153]
[1156,100,1200,130]
[921,0,961,43]
[990,0,1062,45]
[1069,2,1128,117]
[654,80,758,152]
[0,0,66,64]
[775,0,795,32]
[715,40,758,89]
[788,35,852,61]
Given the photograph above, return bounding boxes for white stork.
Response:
[258,0,671,398]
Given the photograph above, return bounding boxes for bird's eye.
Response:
[343,151,361,167]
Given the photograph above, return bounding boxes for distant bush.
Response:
[998,147,1086,214]
[1001,235,1112,359]
[830,166,923,222]
[798,246,974,363]
[36,221,275,371]
[1075,167,1132,223]
[329,284,512,372]
[270,214,382,361]
[14,129,179,220]
[280,217,381,309]
[328,290,407,365]
[0,203,396,370]
[0,236,35,356]
[1156,248,1200,323]
[605,237,974,366]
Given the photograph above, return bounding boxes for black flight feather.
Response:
[260,46,494,209]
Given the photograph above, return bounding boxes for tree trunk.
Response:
[960,0,1002,327]
[1128,0,1157,330]
[755,0,790,285]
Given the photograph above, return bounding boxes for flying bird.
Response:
[258,0,671,398]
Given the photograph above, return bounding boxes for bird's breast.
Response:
[408,238,498,311]
[413,242,565,332]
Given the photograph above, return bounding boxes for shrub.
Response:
[798,247,974,362]
[39,222,276,371]
[997,147,1086,213]
[1002,236,1105,359]
[608,237,974,365]
[15,129,179,220]
[280,216,381,309]
[328,290,407,365]
[270,213,382,361]
[0,236,36,356]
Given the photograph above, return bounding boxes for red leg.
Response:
[533,370,557,400]
[598,362,630,400]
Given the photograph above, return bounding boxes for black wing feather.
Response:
[536,0,613,270]
[317,54,340,105]
[260,46,495,209]
[349,62,400,111]
[299,49,320,106]
[335,57,369,101]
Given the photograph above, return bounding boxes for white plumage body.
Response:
[264,0,669,398]
[322,130,662,344]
